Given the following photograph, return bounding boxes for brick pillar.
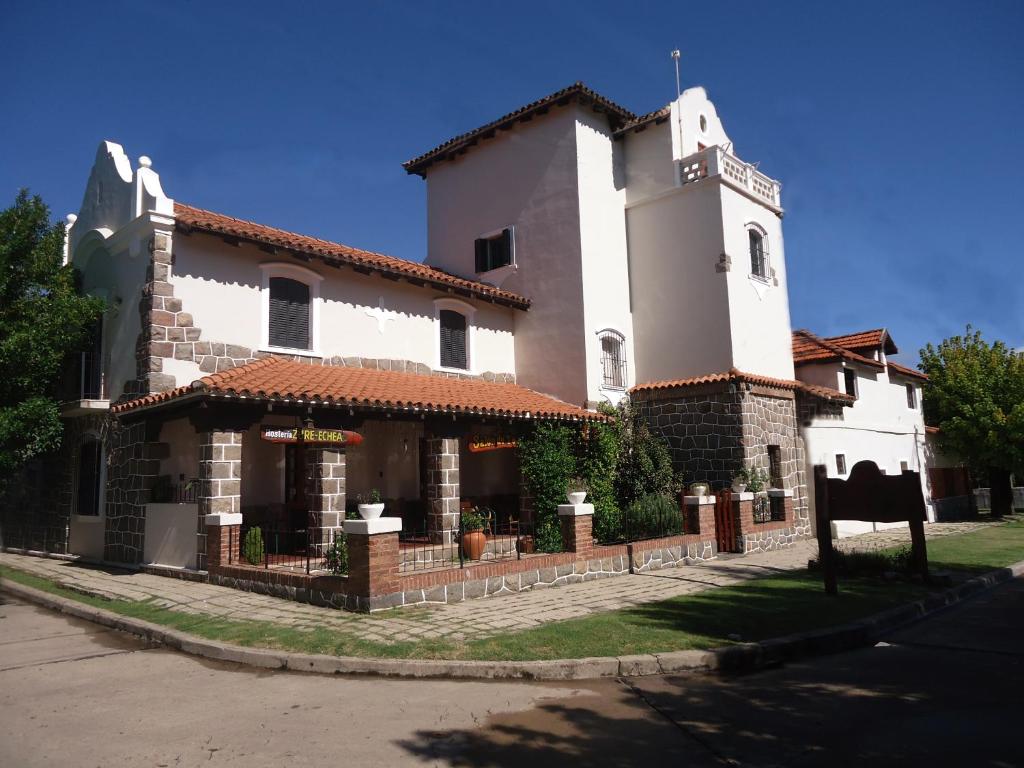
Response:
[305,447,346,555]
[197,429,243,570]
[732,492,754,550]
[343,518,402,611]
[683,494,717,541]
[425,436,459,544]
[205,515,241,568]
[558,502,594,559]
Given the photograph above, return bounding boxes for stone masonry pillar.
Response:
[305,447,346,556]
[197,429,243,570]
[343,517,402,611]
[558,502,594,559]
[425,436,460,544]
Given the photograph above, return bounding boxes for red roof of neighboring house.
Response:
[111,357,602,421]
[402,82,636,176]
[630,368,855,403]
[173,203,531,311]
[825,328,898,355]
[887,360,929,381]
[792,330,885,369]
[925,425,940,435]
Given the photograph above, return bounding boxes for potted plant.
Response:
[689,481,710,497]
[357,489,385,520]
[731,467,749,493]
[566,476,589,505]
[460,507,487,560]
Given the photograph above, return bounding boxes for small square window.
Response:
[906,383,917,409]
[843,369,858,398]
[474,228,513,273]
[836,454,847,475]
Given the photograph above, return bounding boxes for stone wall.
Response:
[196,430,243,570]
[633,384,810,539]
[104,420,163,563]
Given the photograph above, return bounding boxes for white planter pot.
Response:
[357,503,385,520]
[690,485,709,497]
[731,483,747,493]
[567,491,588,505]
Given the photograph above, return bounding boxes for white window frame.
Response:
[259,262,323,357]
[434,297,476,373]
[72,431,106,522]
[474,225,517,286]
[596,328,628,391]
[745,222,771,283]
[842,366,859,399]
[905,382,917,410]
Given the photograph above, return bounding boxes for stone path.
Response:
[0,517,1010,646]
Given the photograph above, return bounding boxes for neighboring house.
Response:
[1,81,869,579]
[792,328,932,536]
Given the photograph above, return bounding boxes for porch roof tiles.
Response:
[792,329,886,369]
[174,203,531,310]
[630,368,855,404]
[111,357,604,421]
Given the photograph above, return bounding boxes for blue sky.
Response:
[2,1,1021,362]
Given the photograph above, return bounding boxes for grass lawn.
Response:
[1,517,1021,662]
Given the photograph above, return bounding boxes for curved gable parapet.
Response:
[673,86,732,159]
[70,141,174,260]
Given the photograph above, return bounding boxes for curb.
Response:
[3,560,1022,681]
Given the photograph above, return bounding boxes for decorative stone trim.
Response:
[682,495,715,505]
[343,518,402,535]
[557,503,595,517]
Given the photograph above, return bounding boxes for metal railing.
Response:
[752,494,787,524]
[235,523,343,575]
[398,517,536,573]
[595,498,685,545]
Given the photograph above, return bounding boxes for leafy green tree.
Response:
[919,326,1024,516]
[576,404,621,543]
[0,191,104,477]
[613,399,676,510]
[517,422,576,552]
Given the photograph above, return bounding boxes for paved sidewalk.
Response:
[0,518,1003,646]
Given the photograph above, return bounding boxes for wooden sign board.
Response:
[468,436,518,453]
[813,460,928,595]
[260,426,363,447]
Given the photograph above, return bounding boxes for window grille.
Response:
[748,229,768,279]
[599,331,626,388]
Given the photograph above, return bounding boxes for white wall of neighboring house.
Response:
[798,360,932,536]
[423,106,590,406]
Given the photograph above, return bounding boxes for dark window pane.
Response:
[749,230,767,278]
[440,309,467,369]
[77,440,102,516]
[601,334,624,388]
[474,229,513,272]
[269,277,310,350]
[906,383,916,408]
[836,454,847,475]
[844,369,857,397]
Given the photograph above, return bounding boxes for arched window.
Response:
[75,437,103,517]
[748,227,769,280]
[598,330,627,389]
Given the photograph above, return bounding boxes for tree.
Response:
[0,191,104,477]
[919,326,1024,516]
[613,400,676,510]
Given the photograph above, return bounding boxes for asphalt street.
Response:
[1,577,1021,767]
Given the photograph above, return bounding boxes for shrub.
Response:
[624,493,682,539]
[614,401,676,509]
[325,532,348,575]
[460,507,488,532]
[518,422,576,552]
[242,526,264,565]
[576,408,622,544]
[808,546,915,576]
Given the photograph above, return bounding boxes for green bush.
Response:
[625,493,682,539]
[809,546,915,577]
[614,401,676,509]
[325,532,348,575]
[518,422,576,552]
[242,526,264,566]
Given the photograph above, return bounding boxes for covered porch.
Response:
[109,357,597,574]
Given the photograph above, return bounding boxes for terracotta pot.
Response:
[462,530,486,560]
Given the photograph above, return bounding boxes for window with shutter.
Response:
[474,228,514,273]
[268,277,311,350]
[439,309,467,369]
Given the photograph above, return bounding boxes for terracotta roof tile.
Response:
[630,368,855,404]
[792,329,885,369]
[111,357,602,421]
[174,203,530,310]
[887,360,929,381]
[403,82,636,176]
[825,328,898,355]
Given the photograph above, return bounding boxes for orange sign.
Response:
[260,426,363,446]
[468,436,518,453]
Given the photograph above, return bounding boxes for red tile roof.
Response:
[792,330,885,369]
[925,425,940,435]
[826,328,898,355]
[174,203,530,311]
[887,360,929,381]
[630,368,855,403]
[402,82,636,176]
[111,357,603,421]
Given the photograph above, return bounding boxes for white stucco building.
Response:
[4,80,937,575]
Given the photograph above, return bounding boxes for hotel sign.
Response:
[260,426,364,446]
[468,435,518,453]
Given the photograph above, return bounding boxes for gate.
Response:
[714,488,738,553]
